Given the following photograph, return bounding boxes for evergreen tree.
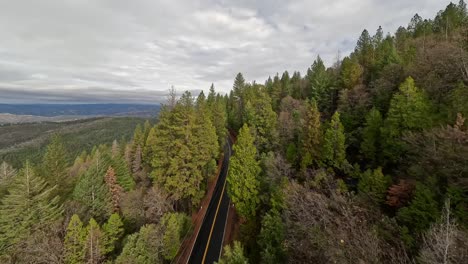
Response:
[397,183,439,247]
[161,212,191,261]
[360,107,383,164]
[301,100,322,169]
[258,210,286,263]
[132,124,144,151]
[227,124,261,219]
[111,139,120,158]
[143,126,158,165]
[111,154,135,191]
[340,57,363,89]
[85,218,104,264]
[322,112,347,168]
[151,91,219,207]
[381,77,432,163]
[102,213,124,256]
[42,134,69,195]
[132,145,142,174]
[230,73,246,130]
[73,152,112,219]
[0,161,16,198]
[64,214,86,264]
[243,88,278,153]
[143,120,151,144]
[358,167,392,204]
[355,29,375,70]
[307,56,332,110]
[0,161,62,254]
[216,241,249,264]
[115,224,163,264]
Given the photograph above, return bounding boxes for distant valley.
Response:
[0,104,160,124]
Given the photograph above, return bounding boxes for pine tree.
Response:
[102,213,124,255]
[243,87,278,153]
[111,154,135,191]
[104,166,123,213]
[151,91,218,207]
[340,57,363,89]
[144,126,158,165]
[397,183,439,246]
[227,124,261,219]
[381,77,432,163]
[0,161,16,197]
[42,134,69,195]
[85,218,104,264]
[161,212,191,261]
[132,124,144,151]
[358,167,392,204]
[322,112,347,168]
[111,140,120,158]
[355,29,375,70]
[230,73,246,131]
[301,100,322,169]
[73,152,112,219]
[307,56,332,110]
[258,210,286,263]
[360,107,383,164]
[143,120,151,144]
[0,161,62,254]
[216,241,249,264]
[115,224,164,264]
[132,145,142,174]
[64,214,86,264]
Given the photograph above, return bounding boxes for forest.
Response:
[0,1,467,263]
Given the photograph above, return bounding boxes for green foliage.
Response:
[360,108,383,164]
[227,124,261,219]
[111,155,135,191]
[300,100,322,169]
[207,85,228,151]
[358,167,392,204]
[0,161,62,254]
[115,224,163,264]
[322,112,347,168]
[258,210,286,263]
[85,218,104,263]
[102,213,124,256]
[307,56,333,111]
[64,214,86,264]
[381,77,432,163]
[160,212,191,261]
[229,73,247,131]
[397,183,439,241]
[216,241,249,264]
[0,117,146,168]
[151,91,218,207]
[42,134,70,193]
[0,161,16,198]
[73,152,112,219]
[341,57,363,89]
[243,88,278,153]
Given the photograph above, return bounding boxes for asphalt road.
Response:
[188,138,232,264]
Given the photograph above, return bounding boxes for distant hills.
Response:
[0,104,160,117]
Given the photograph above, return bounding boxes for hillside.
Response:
[0,104,160,117]
[0,2,467,264]
[0,117,149,167]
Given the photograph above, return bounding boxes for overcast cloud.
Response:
[0,0,447,103]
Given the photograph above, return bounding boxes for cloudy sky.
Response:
[0,0,448,104]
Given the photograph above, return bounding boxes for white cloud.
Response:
[0,0,448,103]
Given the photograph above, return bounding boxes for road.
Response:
[187,138,232,264]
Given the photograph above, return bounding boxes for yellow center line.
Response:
[201,174,228,263]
